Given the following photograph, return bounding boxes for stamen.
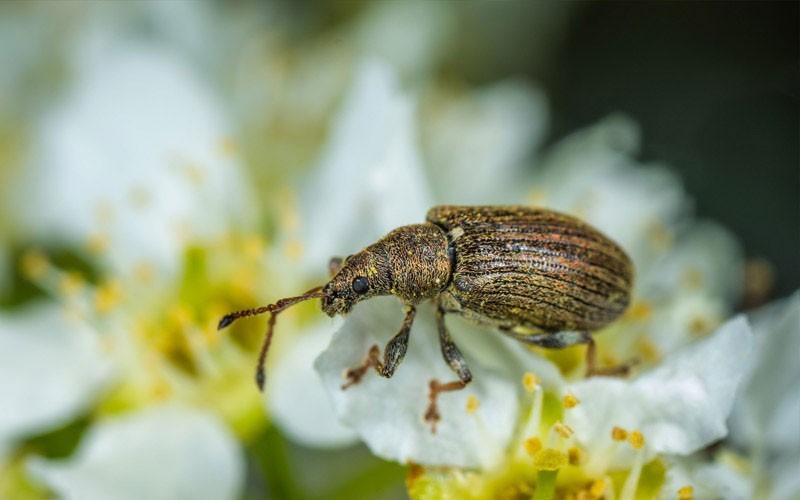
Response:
[523,372,540,393]
[58,271,85,297]
[20,249,50,280]
[553,421,574,439]
[611,426,628,441]
[678,485,694,500]
[524,437,542,457]
[567,446,585,466]
[562,391,580,409]
[466,395,480,415]
[620,431,647,500]
[94,280,122,313]
[533,448,567,471]
[628,430,645,450]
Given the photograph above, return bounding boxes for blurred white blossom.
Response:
[27,405,243,500]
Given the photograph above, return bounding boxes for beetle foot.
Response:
[341,344,381,389]
[424,379,442,434]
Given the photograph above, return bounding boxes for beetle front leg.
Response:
[341,306,416,389]
[424,305,473,433]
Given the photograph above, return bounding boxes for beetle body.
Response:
[323,205,632,334]
[220,205,634,432]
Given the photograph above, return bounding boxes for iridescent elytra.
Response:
[219,205,634,432]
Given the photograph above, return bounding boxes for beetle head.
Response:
[321,250,389,316]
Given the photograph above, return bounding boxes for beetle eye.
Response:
[352,276,368,294]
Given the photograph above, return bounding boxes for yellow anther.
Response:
[524,436,542,456]
[681,267,703,288]
[627,301,653,321]
[466,395,480,415]
[86,234,109,255]
[628,430,645,450]
[532,448,567,471]
[567,446,584,466]
[94,280,122,313]
[689,316,711,336]
[562,391,580,409]
[611,426,628,441]
[59,271,85,297]
[589,479,606,497]
[284,240,304,261]
[243,235,266,259]
[553,421,574,439]
[219,137,238,156]
[677,485,694,500]
[134,262,155,283]
[523,372,540,392]
[20,249,50,280]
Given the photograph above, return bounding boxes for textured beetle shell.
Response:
[428,205,634,333]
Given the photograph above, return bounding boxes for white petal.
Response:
[425,80,549,204]
[27,405,243,500]
[353,1,455,79]
[532,115,688,272]
[314,296,563,468]
[567,315,753,466]
[267,321,359,448]
[664,455,751,500]
[14,43,254,278]
[299,60,432,269]
[0,302,113,444]
[729,292,800,454]
[639,221,744,304]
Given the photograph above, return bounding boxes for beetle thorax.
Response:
[380,223,451,303]
[320,223,451,316]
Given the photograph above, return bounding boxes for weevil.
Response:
[219,206,634,432]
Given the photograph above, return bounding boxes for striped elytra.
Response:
[219,204,635,431]
[427,205,633,334]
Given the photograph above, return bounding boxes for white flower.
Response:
[12,36,254,279]
[728,292,800,499]
[0,302,113,456]
[566,316,752,468]
[27,405,244,500]
[315,297,563,468]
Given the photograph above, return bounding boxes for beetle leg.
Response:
[501,329,635,377]
[341,306,416,389]
[424,305,474,433]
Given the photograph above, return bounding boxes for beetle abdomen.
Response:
[427,206,633,333]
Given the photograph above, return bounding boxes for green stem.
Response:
[532,469,559,500]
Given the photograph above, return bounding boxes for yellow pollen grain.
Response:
[523,372,540,392]
[466,395,480,415]
[628,430,645,450]
[59,271,85,297]
[524,436,542,456]
[567,446,584,466]
[553,421,574,439]
[611,426,628,441]
[563,391,580,409]
[677,485,694,500]
[94,280,122,313]
[20,249,50,280]
[532,448,567,471]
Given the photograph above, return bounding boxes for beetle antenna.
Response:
[218,286,325,391]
